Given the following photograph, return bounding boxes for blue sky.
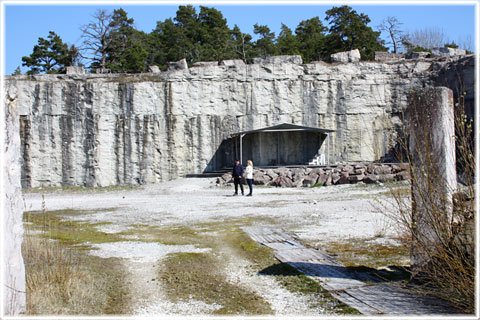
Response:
[1,1,478,75]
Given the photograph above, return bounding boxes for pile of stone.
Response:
[217,163,410,188]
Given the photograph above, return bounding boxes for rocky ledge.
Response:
[217,163,410,188]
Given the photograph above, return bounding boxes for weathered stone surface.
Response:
[378,174,396,183]
[3,86,26,314]
[252,55,303,65]
[302,177,316,187]
[148,65,161,73]
[167,58,188,71]
[6,56,473,187]
[331,49,361,63]
[192,61,219,68]
[220,59,245,67]
[373,166,392,175]
[375,52,404,62]
[431,47,466,57]
[363,174,379,184]
[408,87,456,277]
[407,52,429,59]
[66,66,85,75]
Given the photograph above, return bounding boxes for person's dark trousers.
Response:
[234,177,244,195]
[246,179,253,196]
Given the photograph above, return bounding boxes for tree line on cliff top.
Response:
[19,5,467,75]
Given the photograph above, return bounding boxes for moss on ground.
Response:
[158,252,273,315]
[24,209,120,248]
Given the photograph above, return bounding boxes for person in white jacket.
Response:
[245,160,254,196]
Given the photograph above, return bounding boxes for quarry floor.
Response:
[23,177,408,316]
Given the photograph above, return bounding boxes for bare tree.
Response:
[79,9,113,69]
[402,26,449,50]
[377,16,403,53]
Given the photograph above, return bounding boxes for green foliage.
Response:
[22,31,77,74]
[229,25,255,62]
[276,24,300,56]
[325,5,386,60]
[444,42,458,49]
[24,5,407,73]
[12,66,22,75]
[253,24,277,58]
[295,17,328,62]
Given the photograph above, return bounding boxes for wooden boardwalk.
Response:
[243,226,461,316]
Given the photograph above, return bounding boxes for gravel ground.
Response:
[23,177,406,316]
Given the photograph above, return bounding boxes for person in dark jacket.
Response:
[232,159,244,196]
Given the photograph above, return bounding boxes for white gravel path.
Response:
[23,177,406,316]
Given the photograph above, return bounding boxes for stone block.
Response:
[331,49,361,63]
[363,174,379,184]
[431,47,466,57]
[66,66,85,75]
[167,58,188,71]
[406,52,429,59]
[148,65,161,73]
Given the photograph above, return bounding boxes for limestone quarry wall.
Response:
[6,55,474,188]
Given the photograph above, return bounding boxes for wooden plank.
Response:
[243,226,460,316]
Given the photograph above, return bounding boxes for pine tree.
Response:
[22,31,76,74]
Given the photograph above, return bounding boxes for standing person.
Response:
[232,159,244,196]
[245,160,254,196]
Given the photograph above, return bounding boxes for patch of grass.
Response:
[259,263,361,314]
[158,252,273,315]
[23,236,131,315]
[24,209,121,248]
[324,238,410,270]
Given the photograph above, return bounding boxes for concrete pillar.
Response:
[407,87,456,277]
[3,84,26,315]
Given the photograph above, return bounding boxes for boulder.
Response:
[148,65,161,73]
[331,49,361,63]
[431,47,466,57]
[269,176,294,187]
[167,58,188,71]
[395,171,411,181]
[325,173,333,186]
[378,174,396,183]
[331,173,341,184]
[367,163,376,174]
[66,66,85,75]
[265,169,278,180]
[317,173,329,186]
[349,174,365,183]
[302,177,316,187]
[374,166,392,175]
[363,174,379,184]
[337,173,350,184]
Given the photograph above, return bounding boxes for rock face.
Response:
[6,55,474,188]
[3,85,26,314]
